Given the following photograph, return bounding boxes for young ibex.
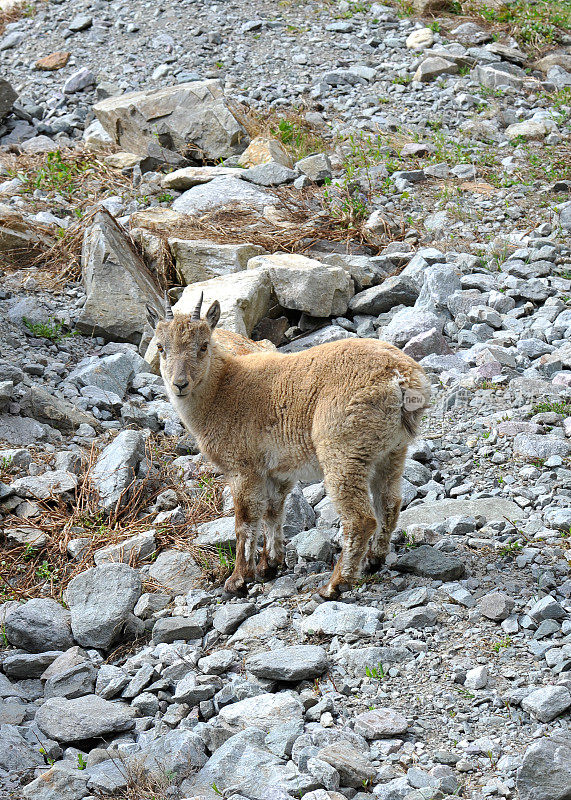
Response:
[148,293,430,598]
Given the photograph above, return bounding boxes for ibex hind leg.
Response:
[257,477,293,581]
[318,457,377,599]
[224,476,265,595]
[364,448,407,575]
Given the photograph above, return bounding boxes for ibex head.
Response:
[147,292,221,397]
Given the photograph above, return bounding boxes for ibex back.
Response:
[148,294,431,598]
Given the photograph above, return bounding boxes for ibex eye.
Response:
[157,344,164,353]
[199,343,208,352]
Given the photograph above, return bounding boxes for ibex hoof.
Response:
[256,562,280,582]
[224,573,249,596]
[317,579,352,600]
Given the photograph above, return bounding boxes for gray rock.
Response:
[213,602,256,634]
[230,606,289,641]
[246,645,328,681]
[21,384,99,433]
[10,470,78,501]
[301,602,382,636]
[479,592,515,621]
[517,735,571,800]
[473,62,524,89]
[0,77,17,120]
[69,352,145,397]
[5,599,73,653]
[139,728,208,776]
[63,67,95,93]
[398,498,525,529]
[318,741,375,788]
[219,691,304,733]
[44,661,97,699]
[35,694,137,742]
[395,545,465,581]
[22,763,89,799]
[241,162,297,185]
[76,210,163,344]
[354,708,408,739]
[173,176,270,215]
[94,531,156,566]
[173,672,217,704]
[290,528,334,562]
[522,686,571,723]
[183,727,311,800]
[152,615,204,643]
[91,429,146,512]
[529,595,566,621]
[147,549,201,594]
[392,606,437,631]
[465,665,488,690]
[2,650,62,678]
[94,80,246,162]
[296,153,332,182]
[67,564,142,649]
[414,56,459,82]
[169,238,266,285]
[349,276,418,315]
[381,308,443,348]
[0,725,47,772]
[514,434,571,461]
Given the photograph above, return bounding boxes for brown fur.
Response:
[152,306,431,597]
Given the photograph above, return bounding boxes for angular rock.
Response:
[479,592,515,621]
[414,57,458,82]
[183,728,310,800]
[161,165,243,190]
[169,238,266,284]
[35,51,70,70]
[248,252,354,317]
[21,385,99,433]
[5,598,73,653]
[147,549,201,594]
[318,741,375,788]
[522,686,571,723]
[219,691,304,733]
[152,615,204,644]
[395,545,465,581]
[349,275,418,315]
[195,516,236,548]
[301,602,382,636]
[67,564,142,649]
[91,429,146,512]
[354,708,408,739]
[398,498,525,529]
[94,79,246,162]
[35,694,137,742]
[514,434,571,461]
[10,470,77,501]
[94,531,156,566]
[517,735,571,800]
[238,136,293,168]
[77,209,163,344]
[213,602,256,634]
[246,645,328,681]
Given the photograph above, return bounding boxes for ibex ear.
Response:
[146,304,161,329]
[205,301,221,331]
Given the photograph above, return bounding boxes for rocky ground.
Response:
[0,0,571,798]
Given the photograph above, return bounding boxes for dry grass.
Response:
[0,436,226,603]
[0,0,28,35]
[230,101,331,162]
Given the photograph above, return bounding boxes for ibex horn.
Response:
[191,291,204,321]
[164,290,174,321]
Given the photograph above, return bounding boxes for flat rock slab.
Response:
[35,694,137,742]
[354,708,409,739]
[218,691,304,733]
[398,498,524,529]
[246,645,328,681]
[301,601,382,636]
[395,545,465,581]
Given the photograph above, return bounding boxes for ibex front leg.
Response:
[224,475,265,595]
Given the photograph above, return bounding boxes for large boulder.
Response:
[76,209,163,344]
[169,238,266,284]
[66,564,142,649]
[93,79,247,163]
[35,694,137,742]
[4,598,73,653]
[248,252,354,317]
[516,735,571,800]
